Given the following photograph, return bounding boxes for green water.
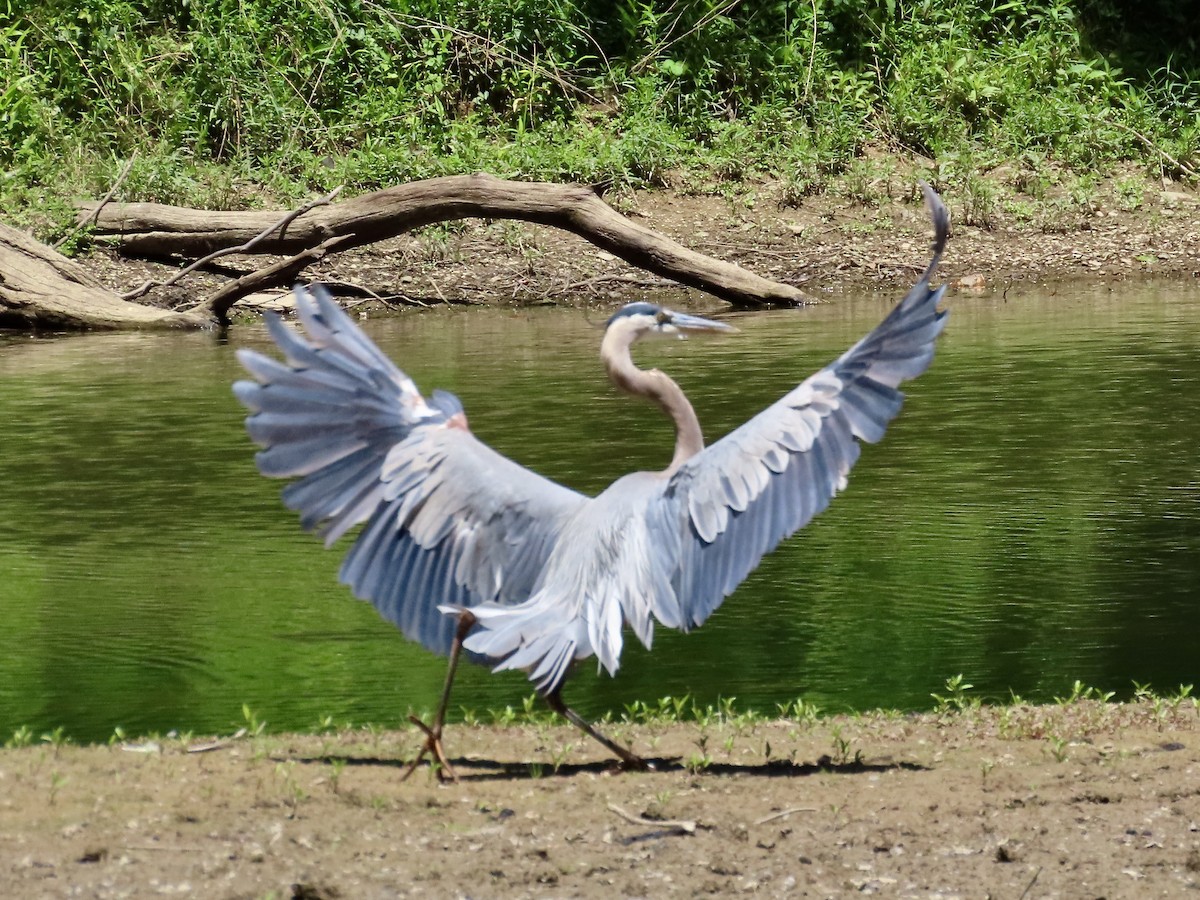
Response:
[1,284,1198,742]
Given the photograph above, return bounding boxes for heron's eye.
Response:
[655,310,671,325]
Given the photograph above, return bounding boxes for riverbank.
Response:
[3,699,1197,897]
[75,172,1199,318]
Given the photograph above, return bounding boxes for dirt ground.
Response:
[75,171,1200,315]
[1,701,1197,898]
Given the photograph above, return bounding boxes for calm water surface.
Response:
[1,283,1198,742]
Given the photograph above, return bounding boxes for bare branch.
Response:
[753,807,817,826]
[198,233,356,325]
[84,174,810,310]
[607,803,698,835]
[121,186,344,301]
[0,220,210,330]
[53,152,137,249]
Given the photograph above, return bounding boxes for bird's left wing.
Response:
[645,185,950,633]
[234,285,587,656]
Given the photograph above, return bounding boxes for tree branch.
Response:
[0,222,210,330]
[53,152,137,249]
[198,233,356,325]
[81,173,811,309]
[121,186,344,301]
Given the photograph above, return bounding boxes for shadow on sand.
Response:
[291,752,928,782]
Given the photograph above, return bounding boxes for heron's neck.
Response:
[602,331,703,472]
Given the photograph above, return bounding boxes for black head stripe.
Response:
[606,302,662,328]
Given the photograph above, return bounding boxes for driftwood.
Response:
[81,173,810,318]
[0,222,208,330]
[2,174,809,331]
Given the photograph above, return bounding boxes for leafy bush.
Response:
[1,0,1196,226]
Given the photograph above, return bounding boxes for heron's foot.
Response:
[606,742,651,772]
[544,690,653,775]
[400,714,458,783]
[616,752,652,773]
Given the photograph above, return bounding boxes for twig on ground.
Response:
[607,803,698,835]
[385,294,432,308]
[186,739,233,753]
[693,243,800,259]
[753,807,818,826]
[558,273,673,296]
[336,282,388,311]
[303,279,381,303]
[377,294,432,308]
[1018,866,1042,900]
[125,844,206,853]
[426,275,447,303]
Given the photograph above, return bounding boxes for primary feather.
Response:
[234,285,585,656]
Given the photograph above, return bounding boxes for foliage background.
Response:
[2,0,1197,233]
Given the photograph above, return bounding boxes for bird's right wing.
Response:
[234,286,587,656]
[645,184,950,634]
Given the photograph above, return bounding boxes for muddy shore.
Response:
[76,175,1199,315]
[2,701,1197,898]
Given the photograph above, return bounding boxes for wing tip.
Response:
[916,181,950,284]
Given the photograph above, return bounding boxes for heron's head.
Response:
[604,302,735,345]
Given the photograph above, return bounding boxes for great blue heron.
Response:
[234,183,949,778]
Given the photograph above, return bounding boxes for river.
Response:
[1,282,1197,742]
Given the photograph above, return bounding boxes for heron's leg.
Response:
[544,690,650,771]
[401,612,476,782]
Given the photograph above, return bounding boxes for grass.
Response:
[1,0,1196,242]
[5,679,1196,752]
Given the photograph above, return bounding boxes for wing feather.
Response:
[655,184,950,632]
[235,284,587,657]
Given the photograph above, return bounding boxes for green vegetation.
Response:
[5,680,1196,750]
[3,0,1197,238]
[931,673,979,714]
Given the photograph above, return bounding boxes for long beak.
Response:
[671,311,737,334]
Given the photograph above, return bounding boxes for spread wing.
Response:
[646,183,950,634]
[234,285,587,656]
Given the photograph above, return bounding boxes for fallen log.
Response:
[81,173,810,312]
[0,223,210,330]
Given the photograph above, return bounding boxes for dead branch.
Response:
[753,806,817,825]
[606,803,699,835]
[54,152,138,249]
[0,222,211,330]
[122,186,344,302]
[196,233,356,324]
[81,173,811,311]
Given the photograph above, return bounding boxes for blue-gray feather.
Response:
[460,184,950,691]
[658,187,949,632]
[235,284,586,657]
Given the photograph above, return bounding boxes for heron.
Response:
[234,183,949,778]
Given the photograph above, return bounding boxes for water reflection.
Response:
[1,283,1198,742]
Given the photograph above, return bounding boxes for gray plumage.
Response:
[234,182,949,771]
[458,187,949,692]
[234,299,585,660]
